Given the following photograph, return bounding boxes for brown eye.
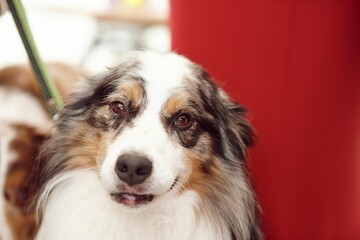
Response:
[111,101,126,115]
[175,113,192,128]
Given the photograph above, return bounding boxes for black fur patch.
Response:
[190,64,254,161]
[84,63,146,131]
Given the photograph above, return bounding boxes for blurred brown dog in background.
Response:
[0,63,84,240]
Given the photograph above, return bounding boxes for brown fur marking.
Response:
[182,149,221,197]
[164,93,189,116]
[4,125,46,240]
[0,63,85,100]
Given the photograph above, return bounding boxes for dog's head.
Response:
[46,52,253,209]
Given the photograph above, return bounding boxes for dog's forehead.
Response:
[137,52,193,102]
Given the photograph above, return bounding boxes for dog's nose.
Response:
[115,154,152,186]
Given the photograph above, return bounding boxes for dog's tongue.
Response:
[121,193,139,206]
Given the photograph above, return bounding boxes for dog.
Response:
[1,52,262,240]
[0,63,84,239]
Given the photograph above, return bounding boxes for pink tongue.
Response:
[122,194,138,206]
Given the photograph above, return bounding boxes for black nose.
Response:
[115,154,153,186]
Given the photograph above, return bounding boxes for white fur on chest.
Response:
[37,170,229,240]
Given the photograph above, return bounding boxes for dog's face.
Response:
[61,52,253,209]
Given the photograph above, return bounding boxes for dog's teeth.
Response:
[122,194,136,200]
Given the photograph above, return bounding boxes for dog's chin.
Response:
[110,177,179,208]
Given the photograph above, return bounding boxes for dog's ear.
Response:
[218,90,255,161]
[191,64,254,161]
[223,94,254,147]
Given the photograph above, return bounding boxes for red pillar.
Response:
[170,1,360,239]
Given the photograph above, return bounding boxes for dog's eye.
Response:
[111,101,126,115]
[175,113,192,129]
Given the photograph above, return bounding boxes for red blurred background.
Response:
[170,1,360,239]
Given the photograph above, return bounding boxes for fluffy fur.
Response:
[4,52,262,240]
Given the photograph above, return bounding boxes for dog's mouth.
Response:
[111,177,179,207]
[111,193,155,206]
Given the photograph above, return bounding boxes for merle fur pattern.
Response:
[27,53,262,240]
